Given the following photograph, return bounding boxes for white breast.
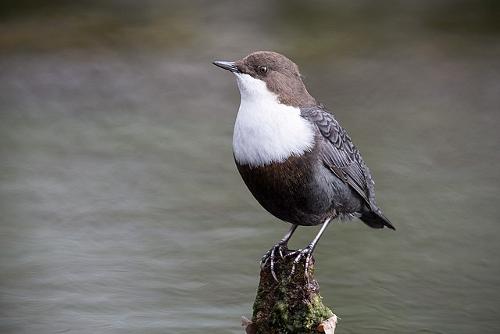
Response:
[232,73,315,167]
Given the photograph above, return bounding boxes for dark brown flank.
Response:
[235,144,338,227]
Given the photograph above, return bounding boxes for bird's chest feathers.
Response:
[232,80,315,167]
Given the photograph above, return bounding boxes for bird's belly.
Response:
[236,154,343,226]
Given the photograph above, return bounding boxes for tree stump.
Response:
[243,248,338,334]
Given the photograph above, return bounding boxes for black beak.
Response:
[213,60,239,73]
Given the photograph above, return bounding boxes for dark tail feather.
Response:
[360,210,395,230]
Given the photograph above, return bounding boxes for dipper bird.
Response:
[213,51,394,277]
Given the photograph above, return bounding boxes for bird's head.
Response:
[214,51,316,108]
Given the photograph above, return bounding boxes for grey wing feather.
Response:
[301,106,377,208]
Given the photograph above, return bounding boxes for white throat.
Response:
[232,73,315,167]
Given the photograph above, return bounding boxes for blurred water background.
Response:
[1,1,499,333]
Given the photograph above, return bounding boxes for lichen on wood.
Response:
[243,248,337,334]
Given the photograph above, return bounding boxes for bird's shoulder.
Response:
[300,106,358,164]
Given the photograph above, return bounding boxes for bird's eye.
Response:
[257,66,268,75]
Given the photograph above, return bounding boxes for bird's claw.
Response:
[261,242,288,281]
[286,245,314,279]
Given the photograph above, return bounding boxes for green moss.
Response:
[251,249,334,334]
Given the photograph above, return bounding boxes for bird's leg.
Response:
[288,217,332,278]
[262,224,298,265]
[261,224,299,281]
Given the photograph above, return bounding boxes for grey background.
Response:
[1,1,499,333]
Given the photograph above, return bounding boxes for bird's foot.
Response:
[286,245,314,279]
[261,242,288,282]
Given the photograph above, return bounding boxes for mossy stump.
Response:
[244,248,337,334]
